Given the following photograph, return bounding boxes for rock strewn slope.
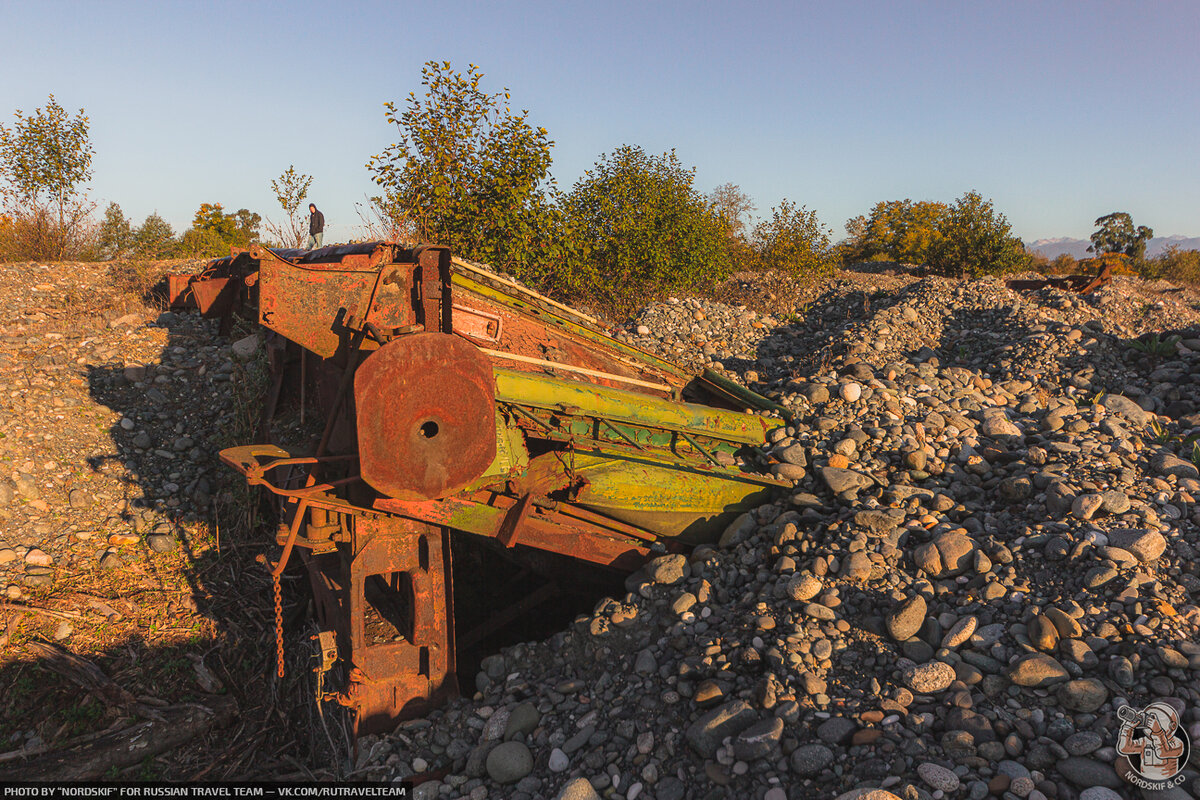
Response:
[0,260,245,596]
[373,274,1200,800]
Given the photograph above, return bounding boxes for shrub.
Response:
[1143,245,1200,285]
[0,204,97,262]
[132,213,176,258]
[925,191,1028,277]
[1048,253,1077,275]
[842,199,948,265]
[107,259,157,298]
[97,202,134,260]
[752,199,834,277]
[191,203,261,248]
[561,145,731,309]
[179,227,229,258]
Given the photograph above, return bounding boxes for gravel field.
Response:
[366,270,1200,800]
[3,260,1200,796]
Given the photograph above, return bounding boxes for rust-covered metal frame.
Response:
[198,242,786,735]
[1006,255,1123,295]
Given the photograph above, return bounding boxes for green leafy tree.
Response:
[753,200,834,276]
[0,95,93,223]
[926,191,1027,277]
[0,94,96,259]
[98,202,134,260]
[233,208,262,243]
[132,213,176,258]
[706,182,757,264]
[562,145,731,307]
[366,61,559,271]
[1088,212,1153,262]
[843,199,949,264]
[265,166,313,247]
[189,202,261,249]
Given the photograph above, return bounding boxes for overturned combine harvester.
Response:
[175,242,787,734]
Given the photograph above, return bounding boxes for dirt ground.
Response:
[0,258,352,780]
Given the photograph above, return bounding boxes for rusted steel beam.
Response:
[342,517,457,734]
[373,495,656,571]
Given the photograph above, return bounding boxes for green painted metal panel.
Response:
[494,368,777,445]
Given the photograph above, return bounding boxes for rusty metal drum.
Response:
[354,333,497,500]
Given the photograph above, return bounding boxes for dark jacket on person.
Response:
[309,207,325,235]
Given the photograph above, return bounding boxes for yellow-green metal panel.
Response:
[494,368,777,445]
[570,454,777,541]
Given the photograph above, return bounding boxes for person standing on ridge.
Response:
[307,203,325,249]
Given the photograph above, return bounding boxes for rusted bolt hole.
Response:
[419,421,440,439]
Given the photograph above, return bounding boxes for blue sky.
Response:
[3,0,1197,244]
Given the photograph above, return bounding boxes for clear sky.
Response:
[3,0,1197,244]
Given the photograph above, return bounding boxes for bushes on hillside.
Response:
[841,192,1027,277]
[131,213,176,259]
[843,199,949,265]
[180,227,229,258]
[1048,253,1078,275]
[98,202,135,260]
[752,200,835,277]
[925,192,1028,277]
[1142,245,1200,285]
[560,146,732,308]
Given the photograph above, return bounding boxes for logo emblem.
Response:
[1116,701,1190,788]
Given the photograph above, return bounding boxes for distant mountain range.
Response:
[1028,235,1200,260]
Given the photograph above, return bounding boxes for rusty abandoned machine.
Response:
[173,242,788,734]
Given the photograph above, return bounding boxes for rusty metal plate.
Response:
[355,333,496,500]
[190,276,236,316]
[167,274,196,308]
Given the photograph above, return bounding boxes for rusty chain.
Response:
[273,572,284,678]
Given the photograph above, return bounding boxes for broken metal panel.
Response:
[449,271,689,396]
[167,274,197,309]
[190,276,237,317]
[252,246,411,359]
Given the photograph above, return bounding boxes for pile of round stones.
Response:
[367,273,1200,800]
